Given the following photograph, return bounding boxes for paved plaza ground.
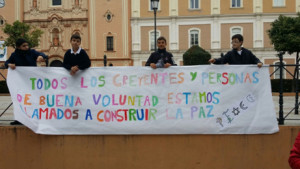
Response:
[1,95,300,126]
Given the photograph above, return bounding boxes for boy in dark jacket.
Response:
[145,36,176,69]
[63,34,91,75]
[5,38,47,69]
[208,34,263,68]
[5,38,47,125]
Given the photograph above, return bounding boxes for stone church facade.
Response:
[24,0,89,66]
[0,0,132,67]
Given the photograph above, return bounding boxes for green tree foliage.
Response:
[2,20,43,48]
[183,45,211,65]
[268,13,300,55]
[268,14,300,92]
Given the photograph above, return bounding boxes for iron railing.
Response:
[270,52,300,125]
[0,66,13,121]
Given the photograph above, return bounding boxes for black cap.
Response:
[16,38,28,48]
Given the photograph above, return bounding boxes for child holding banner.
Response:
[5,38,48,125]
[5,38,47,70]
[63,34,91,75]
[208,34,263,68]
[145,36,176,69]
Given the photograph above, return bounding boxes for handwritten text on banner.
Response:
[7,66,279,135]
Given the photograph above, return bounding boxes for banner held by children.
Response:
[7,65,279,135]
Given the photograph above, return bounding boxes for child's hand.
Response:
[71,66,79,72]
[36,56,44,62]
[208,58,216,64]
[70,66,79,75]
[150,63,157,69]
[8,64,16,70]
[164,63,171,68]
[257,63,263,68]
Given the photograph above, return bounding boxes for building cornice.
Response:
[24,8,88,14]
[24,18,88,23]
[131,12,299,21]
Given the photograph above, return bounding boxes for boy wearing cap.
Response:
[5,38,47,125]
[5,38,47,69]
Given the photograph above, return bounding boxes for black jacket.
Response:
[5,49,47,68]
[214,48,261,65]
[145,48,175,66]
[63,48,91,70]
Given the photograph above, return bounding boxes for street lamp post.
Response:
[151,0,159,52]
[104,54,107,67]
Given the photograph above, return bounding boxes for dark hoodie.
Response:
[5,48,47,68]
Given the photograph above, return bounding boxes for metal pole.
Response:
[154,9,157,52]
[278,52,284,125]
[104,55,107,67]
[295,54,299,114]
[0,103,12,118]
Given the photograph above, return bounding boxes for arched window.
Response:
[75,0,79,6]
[231,27,242,36]
[33,0,37,8]
[189,29,200,48]
[149,30,160,51]
[52,28,60,46]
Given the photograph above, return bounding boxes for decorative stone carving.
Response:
[23,0,89,64]
[72,7,82,15]
[104,10,113,22]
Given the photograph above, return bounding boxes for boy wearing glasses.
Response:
[208,34,263,68]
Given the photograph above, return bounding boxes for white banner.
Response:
[7,66,279,135]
